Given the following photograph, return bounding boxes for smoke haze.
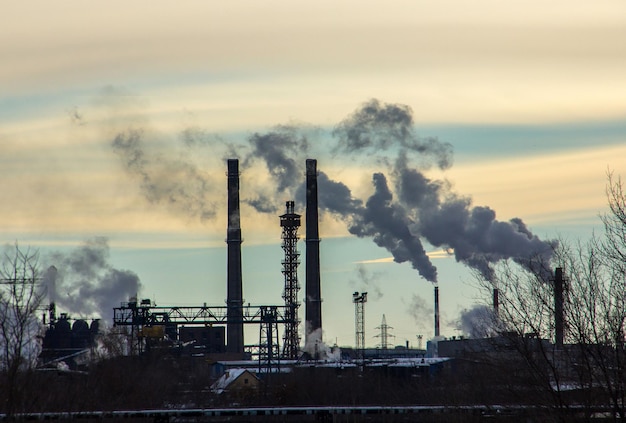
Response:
[107,95,556,284]
[458,305,498,338]
[42,237,141,322]
[405,294,434,333]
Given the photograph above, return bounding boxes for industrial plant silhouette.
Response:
[17,157,614,422]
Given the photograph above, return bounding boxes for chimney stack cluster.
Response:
[224,158,324,354]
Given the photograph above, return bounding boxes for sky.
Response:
[2,1,626,350]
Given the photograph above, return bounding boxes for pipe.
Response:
[305,159,322,343]
[226,159,244,354]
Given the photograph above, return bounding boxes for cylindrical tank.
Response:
[71,319,91,348]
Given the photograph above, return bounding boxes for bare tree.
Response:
[0,244,45,416]
[472,173,626,421]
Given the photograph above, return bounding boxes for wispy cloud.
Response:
[356,249,452,264]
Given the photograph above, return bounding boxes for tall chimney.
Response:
[434,285,440,338]
[226,159,244,354]
[305,159,322,344]
[553,267,564,349]
[493,288,499,316]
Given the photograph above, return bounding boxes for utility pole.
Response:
[416,334,423,350]
[375,314,394,350]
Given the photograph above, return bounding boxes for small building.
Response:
[179,325,226,353]
[211,368,260,395]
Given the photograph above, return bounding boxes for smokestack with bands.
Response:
[554,267,564,349]
[305,159,322,342]
[434,285,440,338]
[226,159,244,354]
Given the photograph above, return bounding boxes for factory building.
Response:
[38,304,100,370]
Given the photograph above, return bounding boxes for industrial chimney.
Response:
[493,287,499,316]
[305,159,322,344]
[553,267,565,349]
[434,285,440,338]
[226,159,244,354]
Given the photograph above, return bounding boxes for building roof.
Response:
[211,368,258,394]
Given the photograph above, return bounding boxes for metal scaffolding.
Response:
[353,292,367,360]
[112,301,292,356]
[280,201,301,359]
[258,306,280,374]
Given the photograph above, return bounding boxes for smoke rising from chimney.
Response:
[332,99,453,171]
[111,128,218,222]
[458,304,498,338]
[352,264,383,300]
[107,94,555,284]
[405,293,434,333]
[349,172,438,282]
[41,237,141,322]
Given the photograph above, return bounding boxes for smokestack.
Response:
[553,267,564,349]
[434,285,440,338]
[226,159,244,354]
[493,288,499,316]
[305,159,322,343]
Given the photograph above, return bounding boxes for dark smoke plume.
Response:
[42,237,141,322]
[106,96,555,285]
[293,171,363,216]
[349,173,438,282]
[333,99,453,170]
[333,100,556,282]
[112,128,218,221]
[244,125,308,193]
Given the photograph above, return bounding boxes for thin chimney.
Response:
[493,287,499,316]
[226,159,244,354]
[554,267,565,349]
[434,285,440,338]
[305,159,322,344]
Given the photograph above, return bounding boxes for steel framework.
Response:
[280,201,301,359]
[258,306,280,374]
[112,301,293,355]
[113,302,294,326]
[353,292,367,360]
[375,314,394,350]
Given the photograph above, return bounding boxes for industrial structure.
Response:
[112,158,329,362]
[280,201,301,359]
[305,159,322,346]
[375,314,394,350]
[434,285,440,338]
[353,291,367,360]
[226,159,244,355]
[38,303,100,370]
[553,267,566,349]
[111,157,441,362]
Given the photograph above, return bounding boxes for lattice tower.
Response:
[280,201,301,359]
[353,292,367,360]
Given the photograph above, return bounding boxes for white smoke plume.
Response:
[457,304,498,338]
[42,237,141,323]
[350,264,383,300]
[301,327,341,361]
[404,293,434,334]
